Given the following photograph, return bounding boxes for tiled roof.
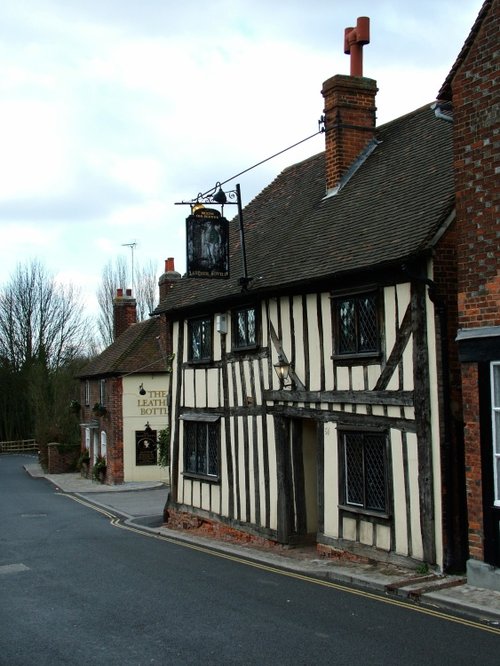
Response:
[438,0,493,100]
[78,317,166,378]
[155,104,454,316]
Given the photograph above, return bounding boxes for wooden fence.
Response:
[0,439,38,453]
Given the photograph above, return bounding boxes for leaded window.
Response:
[233,306,257,349]
[184,421,219,478]
[342,431,388,513]
[188,316,212,362]
[334,292,379,356]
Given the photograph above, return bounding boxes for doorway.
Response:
[276,416,319,544]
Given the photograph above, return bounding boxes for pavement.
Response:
[23,460,500,627]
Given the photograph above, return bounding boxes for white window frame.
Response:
[491,362,500,506]
[99,379,106,406]
[85,380,90,406]
[100,431,107,461]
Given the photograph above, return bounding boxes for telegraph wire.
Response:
[199,128,323,199]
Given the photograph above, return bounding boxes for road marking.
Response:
[21,513,47,518]
[0,563,30,575]
[61,494,500,636]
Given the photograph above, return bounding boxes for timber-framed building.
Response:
[155,25,468,571]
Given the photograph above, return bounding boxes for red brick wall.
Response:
[461,363,484,560]
[113,289,137,340]
[453,6,499,329]
[47,443,80,474]
[106,377,124,484]
[452,0,499,561]
[79,377,124,485]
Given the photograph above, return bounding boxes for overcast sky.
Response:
[0,0,484,315]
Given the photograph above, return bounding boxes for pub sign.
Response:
[135,428,157,466]
[186,207,229,278]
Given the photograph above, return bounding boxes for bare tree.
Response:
[96,256,128,347]
[0,259,93,442]
[135,259,159,320]
[96,256,159,347]
[0,259,90,371]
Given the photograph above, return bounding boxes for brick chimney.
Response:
[113,288,137,340]
[158,257,181,302]
[322,17,378,194]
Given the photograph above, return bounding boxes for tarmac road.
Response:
[1,454,500,665]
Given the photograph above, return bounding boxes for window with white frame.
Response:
[341,430,388,513]
[492,362,500,506]
[99,379,106,406]
[100,431,107,460]
[85,380,90,406]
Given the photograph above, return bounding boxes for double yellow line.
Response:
[63,493,500,636]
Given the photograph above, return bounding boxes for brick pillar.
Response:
[113,288,137,340]
[158,257,181,303]
[321,74,378,193]
[462,362,484,560]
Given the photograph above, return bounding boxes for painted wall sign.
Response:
[135,429,157,466]
[186,207,229,278]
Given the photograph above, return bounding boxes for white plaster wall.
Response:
[122,374,169,483]
[407,432,424,560]
[306,294,321,391]
[267,414,278,531]
[323,423,339,537]
[184,369,195,407]
[220,419,230,517]
[391,429,409,556]
[207,368,220,408]
[248,417,256,525]
[321,293,335,390]
[336,366,350,391]
[195,371,206,408]
[384,285,397,355]
[237,417,247,522]
[426,259,443,569]
[292,295,305,385]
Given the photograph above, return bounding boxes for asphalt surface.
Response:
[15,454,500,627]
[2,454,500,665]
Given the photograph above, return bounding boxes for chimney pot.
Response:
[344,17,370,77]
[158,256,181,302]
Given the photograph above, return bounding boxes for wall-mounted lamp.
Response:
[139,383,146,396]
[273,357,292,388]
[144,421,153,437]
